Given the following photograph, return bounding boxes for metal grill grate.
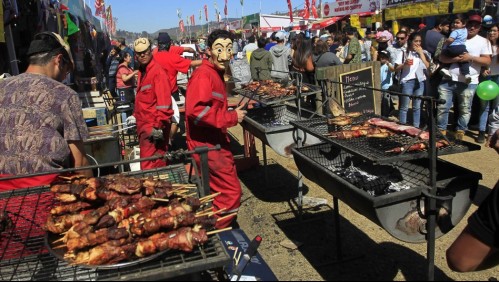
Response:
[245,104,317,129]
[0,165,231,281]
[233,83,322,106]
[291,117,481,164]
[296,143,432,197]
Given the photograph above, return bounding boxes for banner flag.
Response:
[204,5,208,21]
[311,0,318,18]
[287,0,293,23]
[224,0,228,16]
[303,0,310,19]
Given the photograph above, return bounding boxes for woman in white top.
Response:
[394,32,430,127]
[479,23,499,143]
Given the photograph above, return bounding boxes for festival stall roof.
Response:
[310,16,344,30]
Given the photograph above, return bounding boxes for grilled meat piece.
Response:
[66,227,129,252]
[50,202,92,215]
[46,213,85,234]
[55,193,78,203]
[66,239,134,265]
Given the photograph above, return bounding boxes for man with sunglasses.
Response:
[185,30,247,229]
[128,38,173,170]
[437,14,492,140]
[0,32,92,190]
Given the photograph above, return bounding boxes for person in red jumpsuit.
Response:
[129,38,173,170]
[185,29,247,229]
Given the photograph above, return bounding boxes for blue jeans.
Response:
[437,81,477,131]
[399,79,425,127]
[478,75,499,132]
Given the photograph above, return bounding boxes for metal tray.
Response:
[290,116,482,164]
[233,83,322,106]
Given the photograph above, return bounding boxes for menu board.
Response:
[229,59,252,88]
[339,67,376,114]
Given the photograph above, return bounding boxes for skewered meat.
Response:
[136,225,208,257]
[105,175,143,195]
[66,227,129,252]
[55,193,78,203]
[51,183,86,194]
[46,213,85,234]
[65,239,135,265]
[132,213,216,236]
[328,116,352,126]
[108,197,156,223]
[385,140,450,153]
[345,112,362,118]
[328,128,392,139]
[50,202,92,215]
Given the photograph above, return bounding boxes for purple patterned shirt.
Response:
[0,73,88,175]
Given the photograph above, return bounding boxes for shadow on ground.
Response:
[237,160,310,203]
[271,208,454,281]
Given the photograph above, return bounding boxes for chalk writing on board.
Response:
[339,67,376,114]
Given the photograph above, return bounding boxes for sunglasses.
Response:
[396,37,406,40]
[136,49,151,56]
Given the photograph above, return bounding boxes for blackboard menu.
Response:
[229,60,252,89]
[339,66,376,114]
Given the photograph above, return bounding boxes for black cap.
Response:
[157,32,172,44]
[26,32,74,70]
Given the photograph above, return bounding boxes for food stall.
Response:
[287,70,482,280]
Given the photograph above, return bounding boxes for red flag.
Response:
[311,0,318,18]
[302,0,310,19]
[191,15,195,26]
[287,0,293,23]
[224,0,228,16]
[204,5,208,21]
[94,0,104,18]
[179,20,185,32]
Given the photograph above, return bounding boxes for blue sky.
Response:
[95,0,295,33]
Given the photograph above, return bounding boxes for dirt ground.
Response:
[227,124,499,281]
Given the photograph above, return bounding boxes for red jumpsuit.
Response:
[153,50,191,93]
[134,59,173,170]
[185,60,240,229]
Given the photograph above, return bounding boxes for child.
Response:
[440,15,472,84]
[379,50,395,117]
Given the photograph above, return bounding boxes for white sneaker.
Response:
[464,74,472,84]
[439,68,452,79]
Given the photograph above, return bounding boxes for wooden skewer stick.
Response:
[52,244,67,250]
[53,237,66,244]
[172,183,197,188]
[183,193,197,198]
[200,192,221,203]
[197,208,227,218]
[207,227,232,236]
[216,212,237,222]
[150,198,170,203]
[196,207,213,215]
[232,247,239,260]
[235,251,242,265]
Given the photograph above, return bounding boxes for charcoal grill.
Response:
[290,116,481,164]
[292,143,481,243]
[0,165,231,281]
[233,83,322,106]
[241,103,322,158]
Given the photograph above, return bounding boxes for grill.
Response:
[241,103,322,157]
[292,143,481,243]
[290,116,482,164]
[233,83,322,106]
[0,164,231,281]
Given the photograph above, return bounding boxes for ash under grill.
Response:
[233,83,322,106]
[291,117,481,164]
[0,165,231,281]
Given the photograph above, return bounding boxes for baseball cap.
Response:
[134,38,151,52]
[378,50,390,58]
[275,31,286,41]
[483,15,495,28]
[157,32,172,44]
[468,14,482,23]
[27,32,74,70]
[419,23,426,29]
